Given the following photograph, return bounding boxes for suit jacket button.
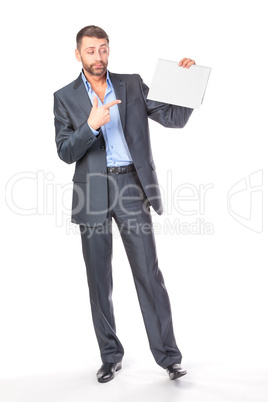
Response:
[100,145,105,151]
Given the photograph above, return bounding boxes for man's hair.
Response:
[76,25,109,50]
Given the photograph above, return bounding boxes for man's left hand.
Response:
[179,58,196,69]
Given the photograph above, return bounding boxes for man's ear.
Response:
[75,49,81,62]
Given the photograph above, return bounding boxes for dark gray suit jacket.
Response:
[54,72,193,226]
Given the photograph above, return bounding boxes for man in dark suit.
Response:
[54,25,195,383]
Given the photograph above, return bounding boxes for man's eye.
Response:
[88,51,94,55]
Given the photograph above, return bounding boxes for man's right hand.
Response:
[88,96,121,130]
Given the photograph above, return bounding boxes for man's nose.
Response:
[95,53,102,61]
[98,49,106,58]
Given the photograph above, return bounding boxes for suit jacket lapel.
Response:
[109,72,126,132]
[73,74,92,116]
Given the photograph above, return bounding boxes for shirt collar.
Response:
[81,69,112,92]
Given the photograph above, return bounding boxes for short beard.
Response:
[82,61,107,76]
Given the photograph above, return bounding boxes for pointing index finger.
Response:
[105,100,121,109]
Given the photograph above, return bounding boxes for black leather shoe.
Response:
[97,361,122,383]
[166,363,187,380]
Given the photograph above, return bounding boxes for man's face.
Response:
[75,36,109,77]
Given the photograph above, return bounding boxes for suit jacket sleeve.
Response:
[140,76,193,128]
[54,92,100,164]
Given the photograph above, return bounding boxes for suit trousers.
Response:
[79,169,182,369]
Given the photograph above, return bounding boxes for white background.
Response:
[1,0,268,401]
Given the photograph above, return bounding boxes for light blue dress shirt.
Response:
[81,70,133,167]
